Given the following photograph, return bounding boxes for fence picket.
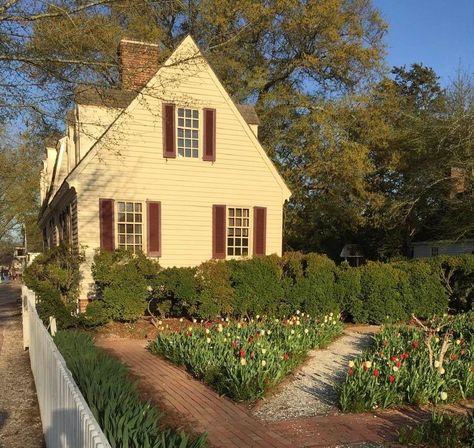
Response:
[22,286,111,448]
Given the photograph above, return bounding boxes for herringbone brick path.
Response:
[96,336,474,448]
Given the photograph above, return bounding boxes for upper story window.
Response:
[227,207,250,257]
[117,201,143,253]
[177,108,199,158]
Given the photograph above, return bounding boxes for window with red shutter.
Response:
[163,103,176,158]
[212,205,226,259]
[147,201,161,257]
[253,207,267,256]
[99,199,115,251]
[203,108,216,161]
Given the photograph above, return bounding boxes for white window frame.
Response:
[176,107,200,159]
[116,200,145,254]
[226,206,251,258]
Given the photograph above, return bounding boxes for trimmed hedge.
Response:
[89,251,471,325]
[25,246,473,326]
[55,331,207,448]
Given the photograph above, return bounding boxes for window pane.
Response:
[236,209,242,217]
[193,120,198,128]
[228,228,234,236]
[178,148,184,156]
[229,218,234,226]
[227,238,233,247]
[118,213,125,222]
[119,235,125,244]
[135,214,142,223]
[185,109,191,117]
[126,203,133,212]
[118,224,125,233]
[135,203,142,212]
[126,224,134,233]
[227,247,233,256]
[236,218,242,226]
[235,228,241,236]
[229,208,234,217]
[235,238,241,246]
[243,238,248,246]
[178,108,184,117]
[126,213,134,222]
[127,235,134,244]
[193,110,198,118]
[185,148,191,157]
[135,224,142,233]
[178,118,184,126]
[178,128,184,137]
[242,248,248,256]
[135,235,142,244]
[235,248,241,256]
[185,119,191,127]
[243,228,248,237]
[185,129,191,138]
[118,202,125,212]
[192,149,198,158]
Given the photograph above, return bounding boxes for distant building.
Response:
[340,244,364,266]
[412,239,474,258]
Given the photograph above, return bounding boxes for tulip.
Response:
[206,337,211,344]
[440,391,448,401]
[240,358,247,366]
[348,360,355,368]
[261,360,266,367]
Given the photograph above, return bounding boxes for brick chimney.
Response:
[119,39,160,91]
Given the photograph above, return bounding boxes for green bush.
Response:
[393,259,448,318]
[359,262,408,324]
[335,263,364,322]
[151,266,199,317]
[23,245,84,328]
[55,331,207,448]
[299,253,339,317]
[229,255,284,318]
[85,248,474,325]
[89,250,159,322]
[195,260,234,318]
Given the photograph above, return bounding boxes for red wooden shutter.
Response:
[212,205,226,259]
[203,108,216,161]
[99,199,115,251]
[253,207,267,256]
[147,201,161,257]
[163,103,176,158]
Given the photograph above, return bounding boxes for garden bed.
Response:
[339,312,474,412]
[148,312,344,402]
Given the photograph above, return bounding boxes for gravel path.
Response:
[254,327,379,421]
[0,282,44,448]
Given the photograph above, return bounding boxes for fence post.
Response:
[22,286,30,350]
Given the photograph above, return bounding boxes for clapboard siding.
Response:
[72,37,289,296]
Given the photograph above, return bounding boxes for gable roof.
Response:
[47,35,291,210]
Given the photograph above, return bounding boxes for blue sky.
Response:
[374,0,474,85]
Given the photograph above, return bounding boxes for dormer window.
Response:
[177,108,199,158]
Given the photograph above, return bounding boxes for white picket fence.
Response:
[22,285,111,448]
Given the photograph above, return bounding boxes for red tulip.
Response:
[395,361,401,368]
[239,349,246,358]
[232,340,238,348]
[388,375,396,383]
[390,356,398,362]
[411,340,419,349]
[348,367,354,376]
[283,352,290,361]
[373,369,380,377]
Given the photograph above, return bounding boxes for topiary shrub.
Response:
[282,253,338,317]
[335,262,364,322]
[195,260,233,318]
[359,261,408,324]
[23,244,84,328]
[90,249,159,322]
[229,255,284,318]
[393,259,448,318]
[151,266,199,317]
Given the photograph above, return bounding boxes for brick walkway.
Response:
[97,336,474,448]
